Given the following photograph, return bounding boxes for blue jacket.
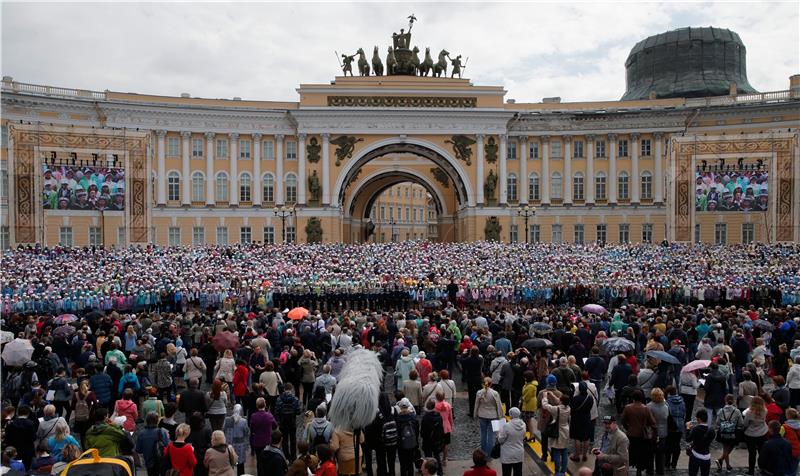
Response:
[118,373,141,394]
[90,373,113,404]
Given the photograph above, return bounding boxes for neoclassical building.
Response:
[1,26,798,247]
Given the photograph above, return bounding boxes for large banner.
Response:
[695,169,768,212]
[43,165,125,210]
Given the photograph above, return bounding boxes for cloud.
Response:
[1,2,797,103]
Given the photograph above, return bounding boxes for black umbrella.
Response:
[604,337,635,354]
[522,338,553,352]
[752,319,774,331]
[530,322,553,335]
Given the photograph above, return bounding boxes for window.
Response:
[618,171,629,200]
[216,139,228,158]
[641,139,652,157]
[641,171,653,200]
[286,140,297,160]
[551,224,563,243]
[507,173,518,201]
[528,173,540,201]
[167,137,179,157]
[573,140,584,158]
[573,172,584,200]
[118,227,127,247]
[285,174,297,204]
[168,227,181,246]
[215,172,228,202]
[742,223,755,244]
[530,224,540,243]
[191,138,203,158]
[263,140,274,160]
[216,226,228,245]
[413,208,418,222]
[574,224,584,244]
[595,139,606,158]
[240,226,252,244]
[285,226,296,244]
[380,206,385,220]
[192,226,205,245]
[405,207,410,222]
[239,140,251,160]
[0,125,7,147]
[695,223,701,243]
[262,173,275,203]
[89,226,101,246]
[263,226,275,244]
[596,224,607,243]
[191,172,205,202]
[619,224,630,243]
[239,173,252,202]
[510,224,518,243]
[0,226,9,250]
[507,141,517,160]
[715,223,727,245]
[642,224,653,243]
[529,142,539,159]
[595,172,606,200]
[167,171,180,201]
[0,165,8,202]
[551,172,562,199]
[550,140,562,159]
[618,139,629,157]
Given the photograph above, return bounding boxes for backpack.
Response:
[279,397,297,424]
[399,420,416,450]
[381,414,398,447]
[717,409,738,443]
[308,424,328,449]
[75,395,91,422]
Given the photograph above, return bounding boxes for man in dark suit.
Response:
[178,378,207,419]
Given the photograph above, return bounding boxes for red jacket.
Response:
[765,402,782,424]
[233,365,249,397]
[463,466,497,476]
[165,442,196,476]
[315,460,337,476]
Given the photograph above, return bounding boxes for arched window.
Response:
[528,172,540,201]
[262,173,275,203]
[191,171,205,202]
[239,172,251,202]
[618,171,629,200]
[285,173,297,204]
[507,173,518,202]
[215,172,228,203]
[167,171,180,201]
[595,172,607,200]
[551,172,562,200]
[641,171,653,200]
[573,172,584,200]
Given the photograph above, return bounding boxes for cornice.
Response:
[292,109,513,135]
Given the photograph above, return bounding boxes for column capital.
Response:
[608,133,617,141]
[631,132,640,141]
[653,132,663,139]
[297,133,307,140]
[500,134,508,141]
[276,134,285,141]
[586,134,594,143]
[253,133,263,141]
[321,133,330,140]
[229,132,239,140]
[204,132,215,140]
[541,135,550,141]
[156,130,167,138]
[181,131,192,139]
[518,135,529,143]
[563,135,572,144]
[476,133,485,140]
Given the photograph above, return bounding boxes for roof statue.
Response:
[338,15,467,78]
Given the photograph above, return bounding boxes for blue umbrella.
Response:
[646,350,681,365]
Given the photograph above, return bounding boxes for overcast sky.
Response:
[2,2,798,103]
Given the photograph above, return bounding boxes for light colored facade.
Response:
[369,182,437,242]
[1,72,798,248]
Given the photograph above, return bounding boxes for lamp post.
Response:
[390,218,397,242]
[517,205,536,243]
[273,205,295,243]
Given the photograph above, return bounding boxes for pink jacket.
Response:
[434,400,453,434]
[114,399,138,432]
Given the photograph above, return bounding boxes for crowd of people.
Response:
[2,242,799,316]
[1,241,800,476]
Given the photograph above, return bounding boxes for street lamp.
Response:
[389,218,397,242]
[273,205,296,243]
[517,205,536,243]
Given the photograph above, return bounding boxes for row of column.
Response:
[155,132,333,207]
[490,133,664,206]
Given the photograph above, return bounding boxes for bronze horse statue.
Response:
[419,47,434,77]
[434,49,449,78]
[410,46,421,75]
[386,46,397,75]
[356,48,370,76]
[372,46,384,76]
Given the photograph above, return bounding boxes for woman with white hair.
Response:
[47,420,81,462]
[204,430,237,476]
[222,405,249,475]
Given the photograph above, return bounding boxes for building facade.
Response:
[1,30,799,248]
[369,182,437,242]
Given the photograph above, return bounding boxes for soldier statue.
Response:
[341,53,356,76]
[484,169,497,201]
[449,54,464,78]
[308,170,321,204]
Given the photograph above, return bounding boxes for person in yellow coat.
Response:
[520,370,538,441]
[329,428,364,476]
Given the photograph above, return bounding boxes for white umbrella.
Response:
[1,338,34,366]
[0,331,14,345]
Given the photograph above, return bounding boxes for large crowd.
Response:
[1,242,800,476]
